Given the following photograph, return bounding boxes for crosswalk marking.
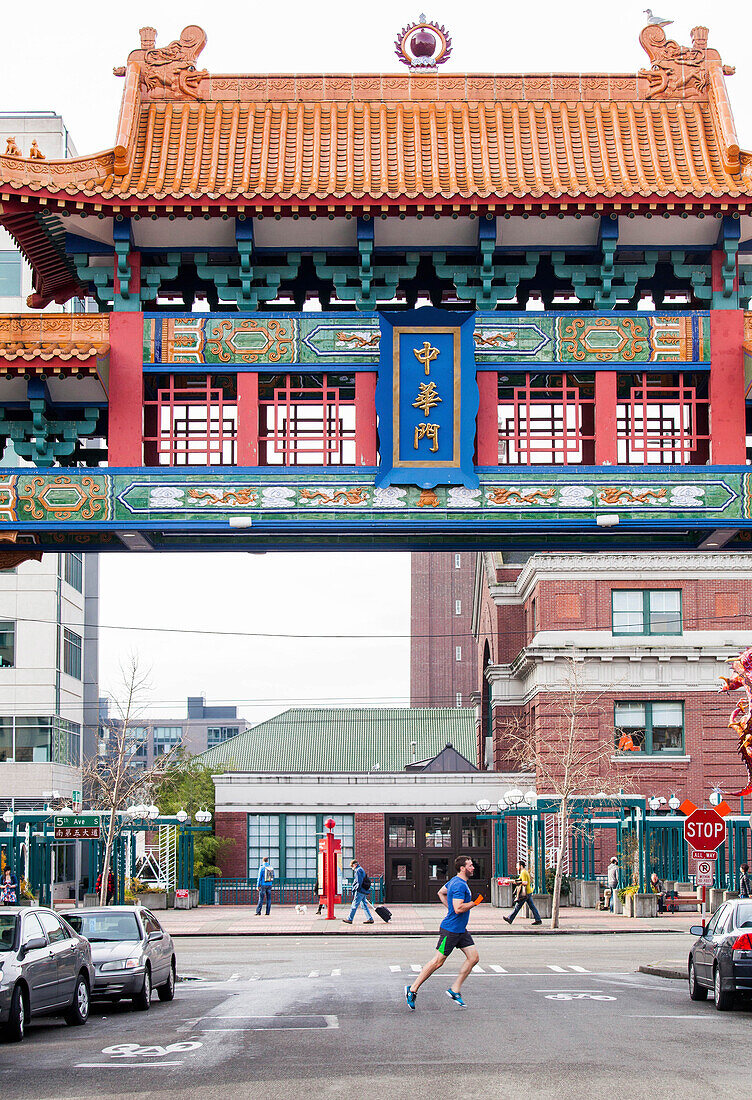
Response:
[569,965,589,973]
[474,966,486,973]
[547,965,567,972]
[331,969,341,977]
[389,965,401,973]
[308,971,319,978]
[490,965,507,973]
[410,965,421,973]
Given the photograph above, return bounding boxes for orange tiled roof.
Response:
[0,23,749,208]
[0,315,109,363]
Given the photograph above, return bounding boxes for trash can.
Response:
[175,888,190,909]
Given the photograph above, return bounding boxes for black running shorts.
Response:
[436,929,474,956]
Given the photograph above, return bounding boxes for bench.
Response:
[663,891,699,913]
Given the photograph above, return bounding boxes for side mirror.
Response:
[20,935,47,957]
[689,925,705,937]
[148,930,163,942]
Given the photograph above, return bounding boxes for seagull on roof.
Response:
[643,9,673,25]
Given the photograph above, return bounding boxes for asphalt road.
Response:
[1,934,751,1099]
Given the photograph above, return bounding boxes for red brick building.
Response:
[473,552,751,806]
[411,552,477,708]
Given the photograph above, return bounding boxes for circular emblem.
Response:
[394,14,452,69]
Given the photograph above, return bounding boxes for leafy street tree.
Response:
[502,657,635,929]
[154,760,232,883]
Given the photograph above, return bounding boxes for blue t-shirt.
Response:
[440,875,472,933]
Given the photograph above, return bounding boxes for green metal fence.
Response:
[198,876,385,905]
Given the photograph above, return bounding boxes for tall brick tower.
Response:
[410,553,477,708]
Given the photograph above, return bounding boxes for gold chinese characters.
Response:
[410,340,442,453]
[414,423,440,452]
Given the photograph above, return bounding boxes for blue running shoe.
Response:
[446,989,466,1007]
[405,985,416,1011]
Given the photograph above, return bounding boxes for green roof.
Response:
[197,707,477,773]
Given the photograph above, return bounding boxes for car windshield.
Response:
[66,913,141,943]
[734,902,752,929]
[0,914,17,952]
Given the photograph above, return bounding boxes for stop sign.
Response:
[683,807,726,852]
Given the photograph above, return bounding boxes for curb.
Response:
[168,927,689,938]
[638,962,686,980]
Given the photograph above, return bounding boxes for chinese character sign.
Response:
[375,308,478,489]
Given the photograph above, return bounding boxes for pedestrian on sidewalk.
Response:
[650,872,666,914]
[607,857,619,912]
[405,855,482,1011]
[342,859,374,924]
[504,860,542,926]
[255,856,274,915]
[740,862,751,898]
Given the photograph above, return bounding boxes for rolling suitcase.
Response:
[375,904,392,923]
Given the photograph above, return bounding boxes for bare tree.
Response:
[502,656,635,929]
[82,656,178,905]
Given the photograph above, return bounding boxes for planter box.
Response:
[17,898,37,908]
[569,880,579,906]
[633,893,658,918]
[621,893,635,917]
[189,889,199,908]
[531,893,551,919]
[491,880,513,908]
[140,890,167,910]
[578,881,599,908]
[723,891,739,903]
[707,888,724,911]
[83,893,99,908]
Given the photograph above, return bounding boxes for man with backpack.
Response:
[256,855,274,915]
[342,859,374,924]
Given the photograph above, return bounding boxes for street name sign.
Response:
[54,813,100,840]
[683,807,726,856]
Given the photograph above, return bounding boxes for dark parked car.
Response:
[66,906,176,1010]
[688,898,752,1010]
[0,906,94,1042]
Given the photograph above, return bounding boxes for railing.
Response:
[198,876,385,905]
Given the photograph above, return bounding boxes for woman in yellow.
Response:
[503,860,542,926]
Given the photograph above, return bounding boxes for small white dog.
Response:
[294,904,308,915]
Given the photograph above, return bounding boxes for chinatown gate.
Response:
[2,19,752,559]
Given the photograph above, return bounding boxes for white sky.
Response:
[3,0,751,721]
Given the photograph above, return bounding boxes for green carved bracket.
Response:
[669,252,712,301]
[553,238,658,309]
[0,403,100,466]
[195,251,302,310]
[313,241,420,310]
[434,243,540,309]
[73,252,182,309]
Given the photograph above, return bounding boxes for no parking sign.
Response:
[694,860,714,886]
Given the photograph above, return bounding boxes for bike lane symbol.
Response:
[544,993,616,1001]
[102,1041,203,1058]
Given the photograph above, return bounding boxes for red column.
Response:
[354,372,377,465]
[709,310,746,464]
[108,311,144,467]
[475,371,498,465]
[594,371,618,465]
[236,372,259,466]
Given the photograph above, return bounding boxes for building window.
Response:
[207,725,239,747]
[454,554,461,569]
[497,372,596,465]
[612,590,682,636]
[614,701,684,755]
[64,553,83,593]
[0,622,14,668]
[455,645,462,662]
[62,628,82,679]
[0,252,22,296]
[461,816,489,848]
[387,816,416,848]
[0,716,80,765]
[153,726,182,755]
[455,692,463,707]
[425,815,452,848]
[455,599,462,616]
[247,813,354,880]
[247,814,281,878]
[285,814,318,878]
[258,373,356,465]
[532,597,538,634]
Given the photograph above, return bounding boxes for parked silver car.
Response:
[0,906,94,1042]
[66,905,176,1010]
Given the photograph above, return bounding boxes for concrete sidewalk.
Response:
[639,960,686,979]
[159,902,703,936]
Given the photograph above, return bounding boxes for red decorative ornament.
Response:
[394,15,452,69]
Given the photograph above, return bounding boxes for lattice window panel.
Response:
[258,373,356,466]
[516,815,528,867]
[497,373,595,464]
[616,372,710,465]
[544,813,570,873]
[143,375,237,466]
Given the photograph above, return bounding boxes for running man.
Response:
[405,855,482,1010]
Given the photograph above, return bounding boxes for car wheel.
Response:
[4,984,26,1042]
[65,973,90,1026]
[689,960,708,1001]
[132,966,151,1011]
[713,965,733,1012]
[157,959,176,1002]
